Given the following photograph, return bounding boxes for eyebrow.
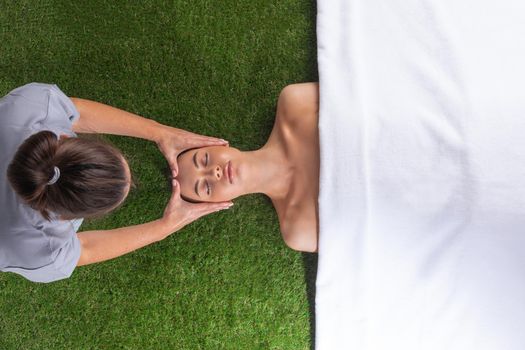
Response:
[193,151,199,168]
[193,151,201,197]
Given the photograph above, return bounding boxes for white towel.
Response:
[316,1,525,349]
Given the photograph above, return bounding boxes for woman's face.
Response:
[177,146,244,202]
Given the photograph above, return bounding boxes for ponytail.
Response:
[7,131,130,220]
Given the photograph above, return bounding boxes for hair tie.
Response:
[47,166,61,185]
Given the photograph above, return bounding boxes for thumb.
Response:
[194,201,233,218]
[164,179,181,212]
[163,180,181,219]
[171,179,181,200]
[171,160,179,177]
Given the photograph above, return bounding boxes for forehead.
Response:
[178,148,199,171]
[178,145,229,165]
[177,149,202,201]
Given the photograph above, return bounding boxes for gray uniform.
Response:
[0,83,83,283]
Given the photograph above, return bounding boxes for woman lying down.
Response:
[176,83,319,253]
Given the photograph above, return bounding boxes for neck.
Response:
[240,144,292,200]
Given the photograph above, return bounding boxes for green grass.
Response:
[0,1,317,349]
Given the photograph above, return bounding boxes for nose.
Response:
[207,165,221,180]
[201,165,222,182]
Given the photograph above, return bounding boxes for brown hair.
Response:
[7,130,131,220]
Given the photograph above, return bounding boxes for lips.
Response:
[226,161,233,184]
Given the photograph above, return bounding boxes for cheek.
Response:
[210,184,236,202]
[213,150,236,165]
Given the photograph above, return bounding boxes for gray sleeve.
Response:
[2,232,81,283]
[2,83,79,134]
[45,84,80,130]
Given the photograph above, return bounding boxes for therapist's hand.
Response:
[160,179,233,236]
[156,125,228,176]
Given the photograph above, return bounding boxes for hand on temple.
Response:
[156,125,228,176]
[160,179,233,236]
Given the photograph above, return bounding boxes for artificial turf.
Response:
[0,1,318,349]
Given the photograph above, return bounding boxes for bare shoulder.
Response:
[276,83,319,123]
[278,203,318,253]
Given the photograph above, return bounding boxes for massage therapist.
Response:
[0,83,232,283]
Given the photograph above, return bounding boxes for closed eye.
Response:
[206,180,211,195]
[205,152,209,166]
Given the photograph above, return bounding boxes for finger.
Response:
[191,133,227,144]
[194,201,233,217]
[163,180,181,215]
[171,161,179,177]
[188,136,228,148]
[170,179,181,201]
[159,145,179,175]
